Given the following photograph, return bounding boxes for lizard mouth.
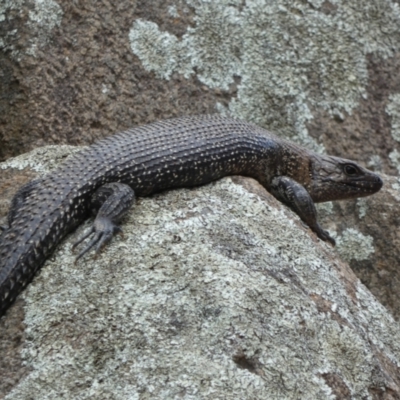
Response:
[318,175,383,201]
[323,174,382,187]
[343,175,383,190]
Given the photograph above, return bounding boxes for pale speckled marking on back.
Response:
[57,115,280,197]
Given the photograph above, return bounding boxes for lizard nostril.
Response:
[376,176,383,190]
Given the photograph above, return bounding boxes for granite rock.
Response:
[1,146,399,399]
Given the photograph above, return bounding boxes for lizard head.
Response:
[309,154,383,203]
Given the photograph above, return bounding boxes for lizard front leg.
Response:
[73,182,135,261]
[270,176,335,246]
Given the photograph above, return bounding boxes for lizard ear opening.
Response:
[343,163,361,177]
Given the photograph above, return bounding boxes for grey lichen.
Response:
[386,93,400,142]
[0,145,84,174]
[389,176,400,202]
[316,201,334,216]
[367,154,384,172]
[0,0,24,52]
[167,4,180,18]
[26,0,63,56]
[389,148,400,174]
[336,228,375,262]
[356,198,369,219]
[0,0,63,59]
[129,0,400,152]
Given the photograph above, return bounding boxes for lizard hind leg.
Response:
[72,182,135,261]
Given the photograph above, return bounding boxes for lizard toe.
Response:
[73,217,121,262]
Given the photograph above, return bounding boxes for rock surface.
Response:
[1,146,400,399]
[318,175,400,320]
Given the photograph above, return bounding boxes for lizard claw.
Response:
[73,217,122,262]
[316,228,336,246]
[72,182,134,263]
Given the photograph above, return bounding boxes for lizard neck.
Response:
[258,138,313,192]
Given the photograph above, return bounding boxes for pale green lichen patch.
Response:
[0,0,63,59]
[129,0,400,151]
[367,154,383,172]
[386,93,400,142]
[316,201,334,216]
[129,4,242,92]
[356,198,369,219]
[4,174,400,399]
[26,0,63,56]
[389,148,400,174]
[336,228,375,262]
[0,145,84,174]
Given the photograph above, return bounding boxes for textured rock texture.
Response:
[1,146,400,399]
[1,0,400,397]
[0,0,222,161]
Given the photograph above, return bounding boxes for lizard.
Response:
[0,115,383,318]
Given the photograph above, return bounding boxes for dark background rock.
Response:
[308,53,400,176]
[0,0,224,161]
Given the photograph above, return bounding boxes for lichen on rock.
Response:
[0,0,63,59]
[129,0,400,151]
[386,93,400,142]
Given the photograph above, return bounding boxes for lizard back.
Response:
[0,115,282,316]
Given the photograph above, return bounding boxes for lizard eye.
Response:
[343,164,360,176]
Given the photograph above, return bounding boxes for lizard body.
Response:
[0,115,382,317]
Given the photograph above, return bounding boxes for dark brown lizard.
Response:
[0,115,383,317]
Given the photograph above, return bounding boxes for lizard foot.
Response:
[72,217,122,262]
[72,182,135,262]
[315,228,336,246]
